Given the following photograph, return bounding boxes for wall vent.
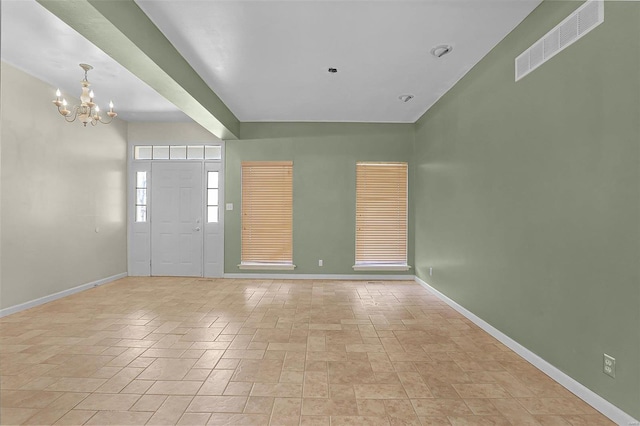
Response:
[515,0,604,81]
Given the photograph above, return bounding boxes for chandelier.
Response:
[52,63,117,126]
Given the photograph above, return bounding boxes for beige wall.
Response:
[127,122,220,146]
[0,62,128,310]
[0,68,3,299]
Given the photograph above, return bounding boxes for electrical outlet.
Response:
[603,354,615,378]
[318,259,323,267]
[429,267,433,276]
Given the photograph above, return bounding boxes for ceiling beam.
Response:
[37,0,240,140]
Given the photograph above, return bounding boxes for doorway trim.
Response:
[127,142,225,278]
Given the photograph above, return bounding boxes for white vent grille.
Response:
[543,30,559,59]
[530,40,544,69]
[559,15,579,48]
[578,1,600,34]
[515,0,604,81]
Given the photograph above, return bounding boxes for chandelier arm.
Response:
[97,116,115,125]
[60,105,79,123]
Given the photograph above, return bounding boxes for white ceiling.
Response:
[1,0,541,124]
[0,0,191,122]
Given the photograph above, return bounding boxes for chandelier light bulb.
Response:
[60,98,70,116]
[95,105,100,112]
[107,100,117,118]
[53,89,63,107]
[89,90,95,99]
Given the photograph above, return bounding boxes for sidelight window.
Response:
[135,171,148,223]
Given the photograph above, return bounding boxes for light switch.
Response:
[226,203,233,211]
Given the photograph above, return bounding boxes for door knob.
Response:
[194,227,201,231]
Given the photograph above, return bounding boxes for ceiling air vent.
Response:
[515,0,603,81]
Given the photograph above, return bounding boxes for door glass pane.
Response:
[170,145,187,159]
[208,189,218,206]
[153,146,169,159]
[136,171,147,188]
[208,171,219,189]
[207,206,218,223]
[187,145,204,159]
[134,146,152,160]
[205,146,222,160]
[136,205,147,222]
[136,189,147,205]
[135,171,148,223]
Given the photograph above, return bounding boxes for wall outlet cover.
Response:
[603,353,615,378]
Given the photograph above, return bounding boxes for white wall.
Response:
[0,61,128,310]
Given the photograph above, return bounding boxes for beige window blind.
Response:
[241,161,293,264]
[356,162,408,265]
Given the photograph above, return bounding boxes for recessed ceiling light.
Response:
[328,67,338,73]
[398,94,414,103]
[431,44,453,58]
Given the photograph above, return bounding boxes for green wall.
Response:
[225,122,414,275]
[413,1,639,418]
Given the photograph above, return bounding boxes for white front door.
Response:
[151,162,203,276]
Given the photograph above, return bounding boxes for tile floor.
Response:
[0,277,613,425]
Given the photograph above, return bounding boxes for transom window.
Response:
[134,145,221,160]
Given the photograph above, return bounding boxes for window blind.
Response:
[355,162,408,265]
[241,161,293,264]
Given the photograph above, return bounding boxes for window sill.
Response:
[352,264,412,272]
[238,263,296,271]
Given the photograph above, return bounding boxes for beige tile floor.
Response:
[0,277,613,425]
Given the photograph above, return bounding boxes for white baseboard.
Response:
[223,273,415,281]
[414,276,639,426]
[0,272,128,318]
